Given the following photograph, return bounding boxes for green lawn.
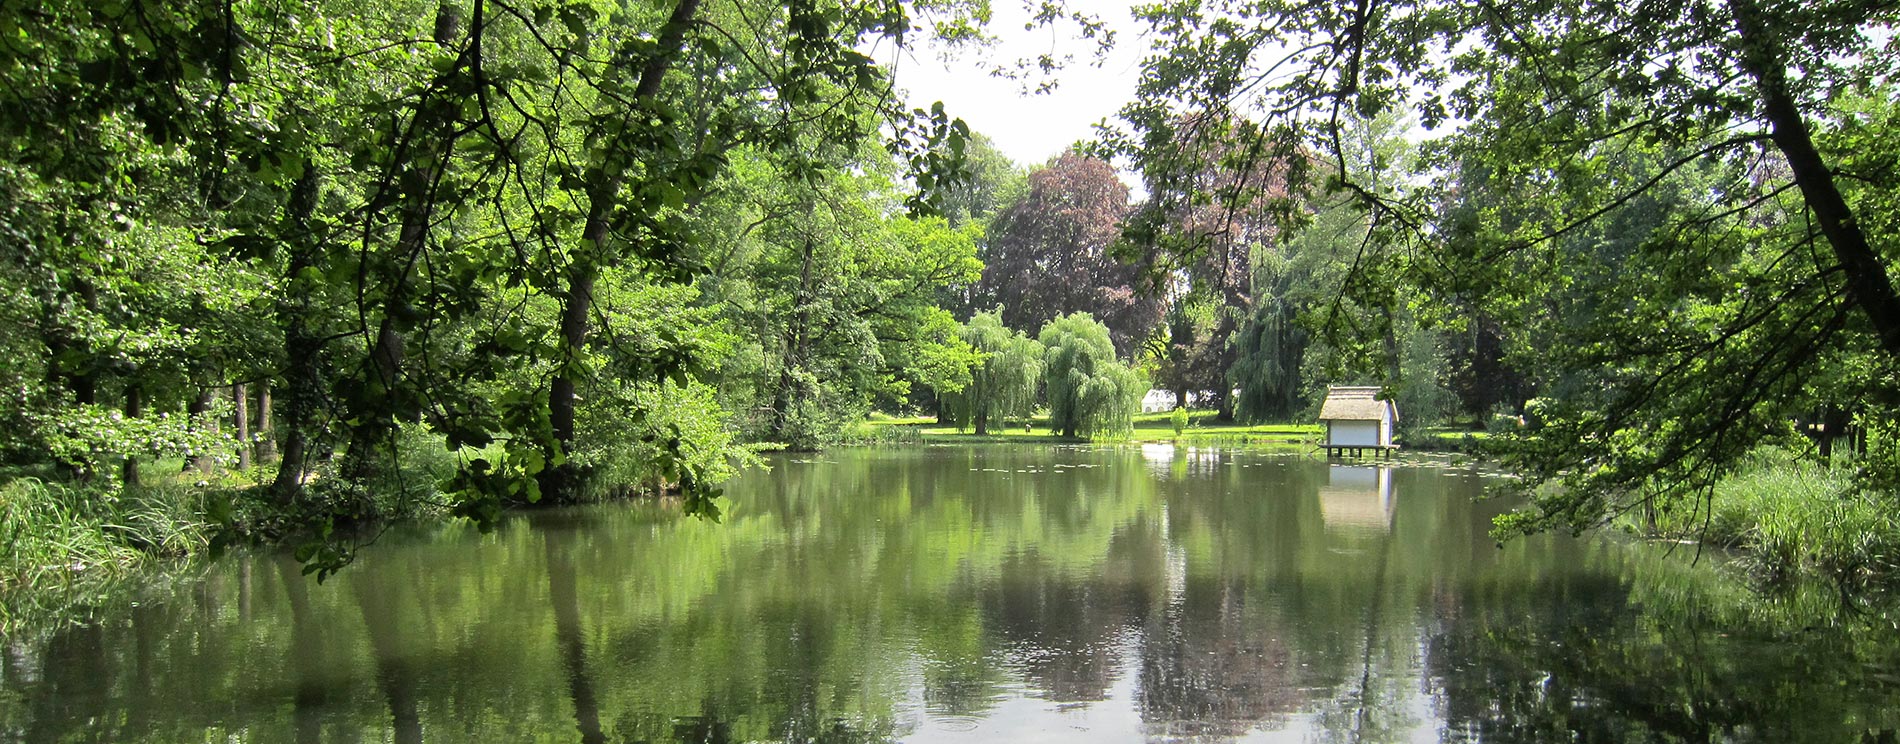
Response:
[861,409,1322,446]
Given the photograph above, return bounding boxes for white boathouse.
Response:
[1317,386,1398,458]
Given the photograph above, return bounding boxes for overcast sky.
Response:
[875,1,1150,174]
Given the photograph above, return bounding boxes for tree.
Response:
[1039,313,1144,439]
[0,0,1004,580]
[1148,295,1225,411]
[936,134,1027,322]
[1122,114,1300,420]
[939,309,1042,436]
[701,150,982,450]
[976,152,1162,355]
[1116,0,1900,535]
[935,134,1027,230]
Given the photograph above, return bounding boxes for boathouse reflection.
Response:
[1319,465,1395,533]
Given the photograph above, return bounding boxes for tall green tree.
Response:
[940,309,1042,435]
[1039,312,1144,439]
[701,150,981,450]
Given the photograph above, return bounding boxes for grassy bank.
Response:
[0,441,457,634]
[0,471,230,634]
[1643,447,1900,588]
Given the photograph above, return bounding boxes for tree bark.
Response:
[542,0,703,499]
[271,166,324,502]
[121,384,143,487]
[1733,0,1900,359]
[235,382,252,470]
[543,204,606,499]
[255,379,276,464]
[341,0,477,484]
[343,313,406,481]
[69,279,99,407]
[770,237,819,445]
[188,388,219,474]
[974,410,989,436]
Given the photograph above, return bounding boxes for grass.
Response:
[1644,446,1900,588]
[863,409,1321,447]
[0,473,230,634]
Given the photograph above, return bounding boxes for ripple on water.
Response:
[931,714,982,732]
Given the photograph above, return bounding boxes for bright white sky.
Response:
[875,1,1150,174]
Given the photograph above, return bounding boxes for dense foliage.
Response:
[1108,0,1900,551]
[0,0,998,578]
[8,0,1899,592]
[1040,312,1145,439]
[937,309,1041,435]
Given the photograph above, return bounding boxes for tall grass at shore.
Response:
[0,477,212,585]
[1652,447,1900,587]
[0,476,220,633]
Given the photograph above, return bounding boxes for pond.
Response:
[3,446,1897,742]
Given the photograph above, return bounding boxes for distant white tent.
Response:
[1138,388,1240,413]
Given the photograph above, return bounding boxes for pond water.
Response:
[3,446,1897,742]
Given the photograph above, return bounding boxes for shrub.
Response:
[575,379,757,502]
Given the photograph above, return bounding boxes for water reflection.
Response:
[1319,465,1395,533]
[2,448,1898,742]
[543,520,606,744]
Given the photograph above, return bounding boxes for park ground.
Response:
[858,409,1484,452]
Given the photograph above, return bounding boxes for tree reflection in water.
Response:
[2,448,1897,742]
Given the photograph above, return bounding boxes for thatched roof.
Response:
[1317,386,1396,422]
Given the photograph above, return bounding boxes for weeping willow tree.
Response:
[940,309,1042,435]
[1231,197,1363,421]
[1040,313,1145,439]
[1231,300,1306,421]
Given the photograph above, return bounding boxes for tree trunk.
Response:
[272,352,320,501]
[272,167,323,502]
[546,263,594,452]
[255,380,276,464]
[188,388,219,474]
[540,0,703,498]
[70,279,99,407]
[1733,0,1900,359]
[974,410,989,436]
[771,237,819,445]
[344,315,406,481]
[543,210,605,500]
[235,382,252,470]
[340,0,479,485]
[121,385,143,487]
